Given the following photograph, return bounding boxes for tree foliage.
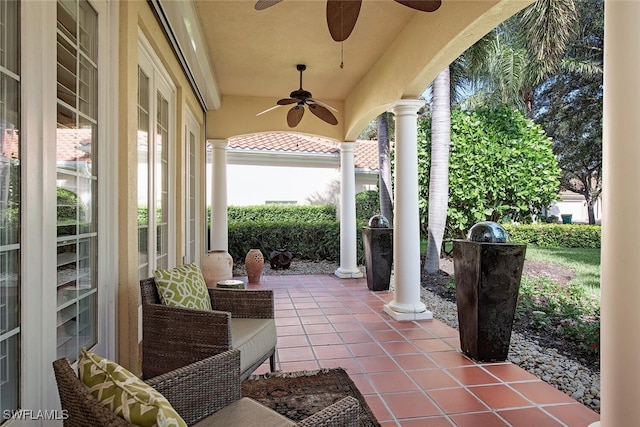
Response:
[462,0,580,118]
[535,0,603,224]
[418,105,560,238]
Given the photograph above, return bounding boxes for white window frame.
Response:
[184,108,201,265]
[20,0,118,414]
[137,33,176,277]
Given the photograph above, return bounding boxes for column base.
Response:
[334,267,364,279]
[384,302,432,321]
[588,423,600,427]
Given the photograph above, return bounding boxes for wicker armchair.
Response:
[53,349,361,427]
[140,277,277,381]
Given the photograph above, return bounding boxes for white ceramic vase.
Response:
[201,250,233,288]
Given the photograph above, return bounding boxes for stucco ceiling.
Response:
[191,0,532,140]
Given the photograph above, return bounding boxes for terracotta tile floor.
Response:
[248,274,600,426]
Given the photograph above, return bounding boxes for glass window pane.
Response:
[188,130,196,262]
[0,0,19,74]
[78,0,97,61]
[57,35,77,109]
[56,0,98,363]
[137,67,150,279]
[0,0,20,415]
[0,76,19,247]
[155,94,168,270]
[79,55,96,118]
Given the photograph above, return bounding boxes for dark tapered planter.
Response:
[362,227,393,291]
[453,240,526,362]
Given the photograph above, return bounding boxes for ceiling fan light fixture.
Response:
[256,64,339,127]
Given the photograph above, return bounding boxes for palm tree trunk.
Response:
[377,113,394,226]
[424,67,451,274]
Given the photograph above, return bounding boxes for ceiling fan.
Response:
[255,0,442,42]
[257,64,339,127]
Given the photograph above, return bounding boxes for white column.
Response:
[384,100,431,321]
[593,2,640,426]
[208,139,229,251]
[335,141,364,278]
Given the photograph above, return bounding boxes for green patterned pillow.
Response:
[78,349,187,427]
[153,263,212,311]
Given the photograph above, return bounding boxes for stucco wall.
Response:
[117,0,204,373]
[214,163,378,206]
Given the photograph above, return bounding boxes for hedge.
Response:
[225,205,336,223]
[227,220,365,263]
[503,223,601,248]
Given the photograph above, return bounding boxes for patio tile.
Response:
[482,362,540,382]
[364,394,393,422]
[397,328,436,340]
[409,369,460,390]
[428,351,476,368]
[276,335,309,348]
[276,325,306,336]
[313,344,352,360]
[326,314,357,323]
[347,342,386,357]
[446,366,502,386]
[302,323,336,334]
[380,341,421,355]
[399,416,455,427]
[339,331,374,343]
[319,357,363,373]
[510,380,578,405]
[277,346,315,362]
[275,317,302,327]
[279,360,320,372]
[357,355,402,373]
[333,322,365,332]
[368,371,420,393]
[468,384,533,409]
[383,392,441,418]
[246,274,599,426]
[449,411,510,427]
[306,333,342,345]
[392,354,437,371]
[428,387,490,414]
[369,330,405,342]
[299,315,330,325]
[497,407,565,426]
[543,403,601,426]
[412,338,453,353]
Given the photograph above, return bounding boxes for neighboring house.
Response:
[210,133,379,206]
[549,191,603,224]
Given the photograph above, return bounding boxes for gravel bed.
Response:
[234,259,600,413]
[420,286,601,413]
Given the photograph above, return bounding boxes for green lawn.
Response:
[525,245,601,292]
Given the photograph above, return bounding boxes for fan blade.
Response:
[277,98,298,105]
[287,105,305,127]
[394,0,441,12]
[308,103,339,125]
[256,104,283,117]
[326,0,362,42]
[308,98,339,112]
[255,0,283,11]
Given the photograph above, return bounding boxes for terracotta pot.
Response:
[245,249,264,284]
[201,250,233,288]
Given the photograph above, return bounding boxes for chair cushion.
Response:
[78,348,187,427]
[192,397,294,427]
[230,318,277,373]
[154,263,212,310]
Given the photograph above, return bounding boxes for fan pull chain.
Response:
[340,41,344,69]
